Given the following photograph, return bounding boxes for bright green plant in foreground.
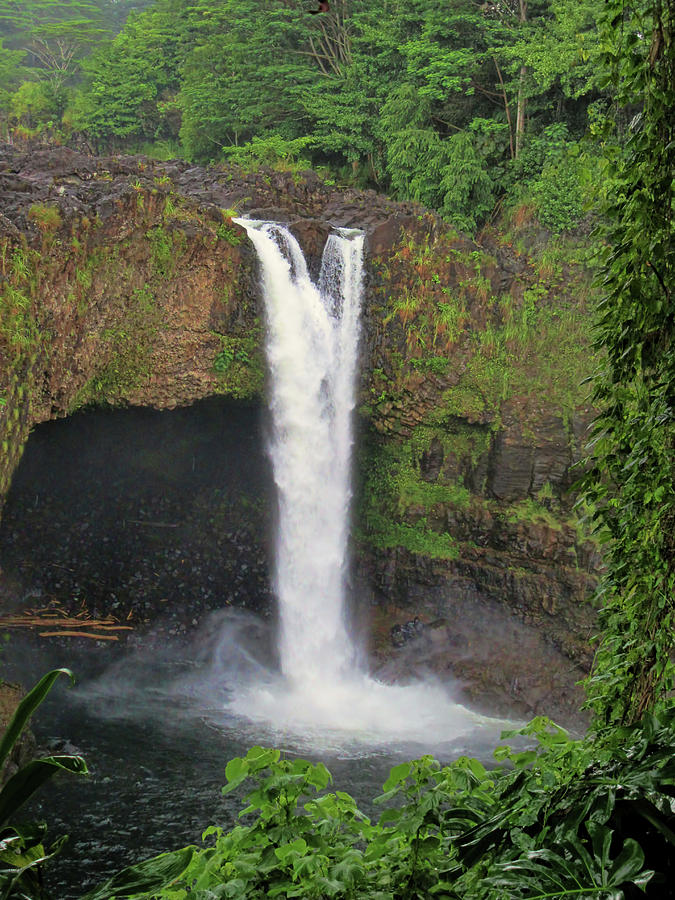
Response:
[0,669,88,899]
[80,711,675,899]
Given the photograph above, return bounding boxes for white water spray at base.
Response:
[228,219,503,744]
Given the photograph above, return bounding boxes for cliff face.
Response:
[0,148,252,501]
[353,214,599,721]
[0,145,599,721]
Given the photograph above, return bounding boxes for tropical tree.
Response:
[74,0,189,147]
[0,0,107,107]
[179,0,313,160]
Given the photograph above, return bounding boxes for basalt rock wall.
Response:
[0,145,600,721]
[351,205,599,722]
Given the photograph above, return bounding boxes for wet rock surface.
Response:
[355,495,597,713]
[365,586,589,728]
[0,144,422,245]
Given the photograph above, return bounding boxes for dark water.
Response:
[0,399,277,895]
[0,399,507,898]
[4,636,504,900]
[25,666,395,898]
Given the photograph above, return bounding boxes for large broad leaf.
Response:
[0,669,75,771]
[0,833,68,900]
[0,756,89,826]
[485,834,654,898]
[81,848,195,899]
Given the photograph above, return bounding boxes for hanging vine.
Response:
[582,0,674,726]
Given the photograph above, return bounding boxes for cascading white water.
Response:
[236,221,363,687]
[227,218,503,743]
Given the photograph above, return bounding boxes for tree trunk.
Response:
[515,0,527,157]
[493,57,514,159]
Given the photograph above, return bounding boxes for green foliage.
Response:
[147,226,179,279]
[223,134,313,171]
[1,0,606,231]
[7,81,54,131]
[0,244,41,377]
[212,331,264,401]
[364,514,459,559]
[506,125,586,233]
[81,850,195,900]
[379,95,500,231]
[438,129,498,233]
[530,158,584,234]
[496,0,603,101]
[26,202,62,232]
[0,669,88,899]
[178,0,310,162]
[373,227,594,441]
[357,427,471,559]
[82,710,675,898]
[215,222,243,247]
[0,39,24,109]
[505,497,562,531]
[72,284,161,407]
[439,289,593,425]
[73,0,185,143]
[378,85,445,207]
[578,0,675,727]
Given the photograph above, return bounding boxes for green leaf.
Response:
[0,756,88,825]
[306,762,331,791]
[378,808,402,825]
[223,757,249,793]
[0,835,67,900]
[0,669,75,772]
[382,762,411,792]
[608,838,648,886]
[81,848,195,899]
[274,838,307,862]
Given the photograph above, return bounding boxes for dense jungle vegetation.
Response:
[2,0,607,234]
[0,0,674,897]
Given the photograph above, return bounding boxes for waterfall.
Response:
[234,220,363,687]
[228,218,492,743]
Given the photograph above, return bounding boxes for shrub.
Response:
[80,711,675,899]
[27,204,62,232]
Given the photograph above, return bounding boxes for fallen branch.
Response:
[0,617,127,628]
[0,611,134,639]
[38,631,119,641]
